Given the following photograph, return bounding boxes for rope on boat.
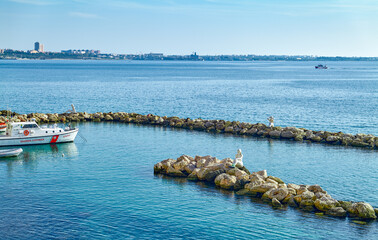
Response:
[77,131,87,143]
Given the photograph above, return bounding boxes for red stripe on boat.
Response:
[50,135,59,143]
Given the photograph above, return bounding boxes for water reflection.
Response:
[0,143,79,174]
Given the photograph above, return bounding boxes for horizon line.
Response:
[1,48,378,58]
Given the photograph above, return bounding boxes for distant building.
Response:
[34,42,44,52]
[61,49,100,54]
[0,49,4,54]
[143,53,164,60]
[145,53,164,57]
[34,42,39,51]
[190,52,199,60]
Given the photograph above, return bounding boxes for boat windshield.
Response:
[22,124,39,128]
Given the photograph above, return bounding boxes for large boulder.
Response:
[195,156,219,168]
[305,130,315,140]
[235,188,260,197]
[220,158,234,168]
[350,140,369,148]
[177,155,194,162]
[348,202,377,219]
[257,130,267,136]
[172,158,191,172]
[153,162,164,173]
[266,178,278,185]
[287,183,300,191]
[184,163,196,175]
[299,199,316,212]
[267,187,289,201]
[248,183,278,194]
[267,176,284,184]
[105,115,113,121]
[281,131,295,139]
[287,196,298,207]
[214,173,237,189]
[294,190,314,204]
[198,167,226,182]
[166,166,186,177]
[237,166,251,175]
[339,200,353,211]
[232,169,249,181]
[310,135,323,142]
[314,197,340,212]
[251,170,267,179]
[197,165,224,181]
[326,135,339,143]
[187,168,200,181]
[157,158,176,173]
[224,126,234,133]
[245,175,265,190]
[269,130,281,139]
[246,128,258,136]
[296,185,309,195]
[272,198,283,208]
[308,184,325,193]
[326,207,347,218]
[315,192,331,199]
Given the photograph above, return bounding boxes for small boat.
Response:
[0,120,78,147]
[315,64,328,69]
[0,148,23,158]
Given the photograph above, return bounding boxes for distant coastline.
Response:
[1,50,378,61]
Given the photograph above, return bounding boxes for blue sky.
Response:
[1,0,378,56]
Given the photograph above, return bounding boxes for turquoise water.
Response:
[0,61,378,239]
[1,123,377,239]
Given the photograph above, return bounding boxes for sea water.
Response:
[0,60,377,239]
[1,60,377,135]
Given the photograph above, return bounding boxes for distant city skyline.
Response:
[1,0,378,57]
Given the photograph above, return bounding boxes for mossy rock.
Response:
[350,140,370,148]
[272,198,283,208]
[352,220,367,225]
[267,176,284,184]
[310,136,323,142]
[294,135,304,141]
[339,200,353,211]
[300,199,316,212]
[235,189,261,197]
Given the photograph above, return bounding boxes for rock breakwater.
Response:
[0,110,377,150]
[154,155,378,221]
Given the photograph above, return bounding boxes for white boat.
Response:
[0,148,23,157]
[0,120,78,147]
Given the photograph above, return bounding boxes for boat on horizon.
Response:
[0,120,78,147]
[315,64,328,69]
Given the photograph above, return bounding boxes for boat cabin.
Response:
[5,121,64,137]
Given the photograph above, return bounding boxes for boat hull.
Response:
[0,148,23,157]
[0,129,78,147]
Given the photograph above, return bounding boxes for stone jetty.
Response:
[154,154,378,221]
[0,110,377,150]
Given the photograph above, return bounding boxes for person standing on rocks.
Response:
[267,116,274,128]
